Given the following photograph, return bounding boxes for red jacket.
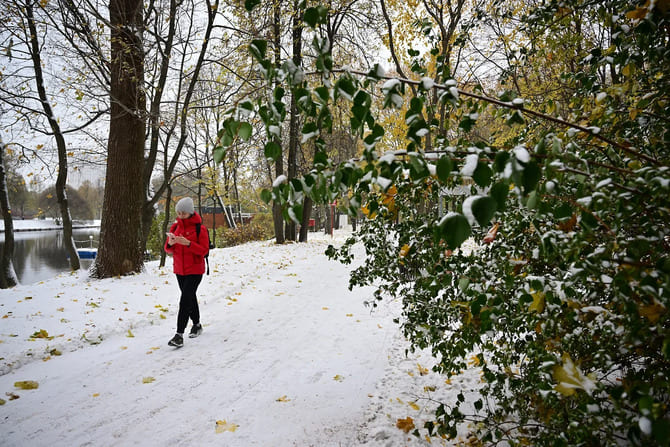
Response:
[164,213,209,275]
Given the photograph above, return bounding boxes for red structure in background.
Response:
[199,206,253,230]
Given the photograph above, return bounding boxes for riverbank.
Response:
[0,219,100,232]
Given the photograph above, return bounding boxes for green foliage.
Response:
[146,213,166,258]
[236,0,670,444]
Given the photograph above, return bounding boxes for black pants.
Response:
[176,274,202,334]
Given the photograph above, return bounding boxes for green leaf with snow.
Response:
[439,213,471,250]
[470,196,497,227]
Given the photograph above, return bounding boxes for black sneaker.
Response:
[189,323,203,338]
[168,333,184,347]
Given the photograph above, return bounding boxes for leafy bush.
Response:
[146,212,166,258]
[214,217,272,248]
[224,1,670,445]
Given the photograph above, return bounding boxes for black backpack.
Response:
[195,223,214,275]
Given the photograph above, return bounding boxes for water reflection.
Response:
[1,229,99,285]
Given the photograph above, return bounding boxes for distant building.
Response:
[200,206,253,229]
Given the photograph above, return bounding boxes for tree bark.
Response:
[159,183,172,268]
[92,0,146,278]
[0,139,18,288]
[25,0,80,270]
[286,1,304,242]
[271,0,285,244]
[298,197,312,242]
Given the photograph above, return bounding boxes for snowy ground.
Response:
[0,231,482,446]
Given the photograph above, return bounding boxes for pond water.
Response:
[1,229,100,285]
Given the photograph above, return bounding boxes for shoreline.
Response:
[1,219,101,233]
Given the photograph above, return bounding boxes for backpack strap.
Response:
[195,223,210,275]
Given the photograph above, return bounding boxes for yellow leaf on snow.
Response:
[396,416,415,433]
[215,420,239,433]
[15,380,39,390]
[409,401,420,411]
[417,363,429,376]
[333,375,345,382]
[142,377,155,384]
[276,395,291,402]
[126,329,134,338]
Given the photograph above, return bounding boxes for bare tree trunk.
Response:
[324,204,331,235]
[159,184,172,268]
[25,0,80,270]
[271,0,285,244]
[232,164,242,225]
[140,0,220,250]
[210,196,217,246]
[298,197,312,242]
[93,0,146,278]
[286,1,303,242]
[0,139,18,288]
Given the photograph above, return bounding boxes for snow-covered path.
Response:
[1,235,404,446]
[1,233,481,446]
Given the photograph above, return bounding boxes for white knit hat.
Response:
[175,197,194,215]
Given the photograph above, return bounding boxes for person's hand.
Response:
[166,232,176,245]
[175,235,190,246]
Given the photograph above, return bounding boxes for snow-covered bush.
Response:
[221,1,670,444]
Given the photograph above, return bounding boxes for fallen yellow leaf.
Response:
[142,377,155,384]
[14,380,39,390]
[417,363,429,376]
[333,375,345,382]
[409,401,420,411]
[215,420,239,433]
[276,395,291,402]
[396,416,415,433]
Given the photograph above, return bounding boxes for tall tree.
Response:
[24,0,80,270]
[285,0,304,241]
[0,138,18,288]
[92,0,146,277]
[140,0,221,251]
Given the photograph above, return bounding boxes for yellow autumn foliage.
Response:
[552,353,597,396]
[529,290,545,313]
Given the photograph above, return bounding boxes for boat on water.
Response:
[77,248,97,259]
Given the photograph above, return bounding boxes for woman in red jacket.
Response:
[164,197,209,347]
